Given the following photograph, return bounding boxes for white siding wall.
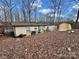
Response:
[14,26,39,37]
[48,26,57,31]
[30,27,39,32]
[14,27,26,36]
[38,26,47,33]
[26,27,31,36]
[5,26,47,36]
[44,26,48,30]
[30,26,39,34]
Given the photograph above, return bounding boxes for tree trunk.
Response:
[10,9,13,22]
[4,7,7,22]
[75,10,79,28]
[28,0,31,22]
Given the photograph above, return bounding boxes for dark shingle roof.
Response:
[1,22,48,27]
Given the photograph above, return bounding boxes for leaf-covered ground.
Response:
[0,30,79,59]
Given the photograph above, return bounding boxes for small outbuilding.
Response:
[59,23,72,31]
[1,22,59,37]
[3,22,48,37]
[48,25,57,31]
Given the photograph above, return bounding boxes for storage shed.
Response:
[48,25,57,31]
[4,22,48,37]
[59,23,72,31]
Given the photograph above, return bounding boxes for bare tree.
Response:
[0,2,7,22]
[20,0,35,22]
[20,0,27,22]
[32,0,41,22]
[74,0,79,27]
[50,0,57,22]
[33,5,37,22]
[13,7,20,22]
[57,0,62,22]
[50,0,63,23]
[27,0,31,22]
[3,7,7,22]
[0,6,6,22]
[75,10,79,25]
[0,0,16,22]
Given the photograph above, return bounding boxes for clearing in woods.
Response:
[0,30,79,59]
